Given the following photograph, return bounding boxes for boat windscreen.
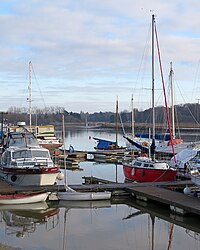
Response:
[13,150,32,159]
[13,149,50,159]
[9,133,39,147]
[31,150,50,158]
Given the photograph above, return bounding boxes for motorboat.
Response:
[0,123,62,186]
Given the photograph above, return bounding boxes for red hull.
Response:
[123,164,177,182]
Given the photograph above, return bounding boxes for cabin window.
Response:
[149,164,154,168]
[9,137,25,147]
[134,161,142,167]
[13,150,32,159]
[9,133,38,147]
[1,151,11,165]
[144,163,149,168]
[25,136,39,147]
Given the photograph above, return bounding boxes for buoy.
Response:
[183,185,191,195]
[57,172,64,180]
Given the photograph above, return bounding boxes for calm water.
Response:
[1,128,200,250]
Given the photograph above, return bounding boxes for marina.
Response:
[1,2,200,249]
[0,127,199,249]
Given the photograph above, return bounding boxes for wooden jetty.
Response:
[1,175,200,217]
[52,148,174,165]
[71,178,200,216]
[126,185,200,215]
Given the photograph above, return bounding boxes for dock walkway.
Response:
[126,185,200,215]
[0,176,200,216]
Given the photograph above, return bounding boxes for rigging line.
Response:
[174,106,181,139]
[154,21,176,162]
[134,23,151,88]
[191,59,200,99]
[176,83,200,127]
[30,63,47,109]
[134,23,151,109]
[119,112,126,136]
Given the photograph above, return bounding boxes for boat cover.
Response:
[123,136,148,153]
[135,133,170,141]
[93,137,117,150]
[170,149,198,169]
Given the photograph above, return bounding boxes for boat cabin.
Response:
[1,148,53,168]
[4,132,39,149]
[132,157,170,170]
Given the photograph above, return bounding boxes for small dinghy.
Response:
[58,186,111,201]
[58,114,111,201]
[0,191,50,205]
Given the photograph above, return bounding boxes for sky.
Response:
[0,0,200,113]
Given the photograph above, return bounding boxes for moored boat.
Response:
[58,187,111,201]
[190,169,200,187]
[123,15,177,183]
[0,123,62,186]
[0,191,50,205]
[123,156,177,182]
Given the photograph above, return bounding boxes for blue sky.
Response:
[0,0,200,113]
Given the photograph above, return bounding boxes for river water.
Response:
[0,128,200,250]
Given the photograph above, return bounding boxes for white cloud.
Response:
[0,0,199,112]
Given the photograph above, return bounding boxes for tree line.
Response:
[1,103,200,127]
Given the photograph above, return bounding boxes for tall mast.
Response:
[170,62,175,139]
[28,61,32,130]
[62,114,67,187]
[152,14,155,160]
[131,94,134,140]
[115,96,119,145]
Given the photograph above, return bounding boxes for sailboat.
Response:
[93,97,125,152]
[57,114,112,201]
[125,62,200,155]
[123,15,177,182]
[154,62,200,154]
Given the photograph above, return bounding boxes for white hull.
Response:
[0,171,59,186]
[155,141,200,154]
[190,174,200,187]
[58,191,111,201]
[0,192,49,205]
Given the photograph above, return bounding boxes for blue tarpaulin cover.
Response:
[93,137,117,149]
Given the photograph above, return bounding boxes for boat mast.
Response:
[28,61,32,130]
[170,62,175,139]
[151,14,155,160]
[115,96,119,146]
[131,94,134,140]
[62,114,67,187]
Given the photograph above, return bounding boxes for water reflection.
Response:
[0,202,59,238]
[117,197,200,250]
[1,128,200,249]
[0,198,200,249]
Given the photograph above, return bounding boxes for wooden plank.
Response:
[126,186,200,215]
